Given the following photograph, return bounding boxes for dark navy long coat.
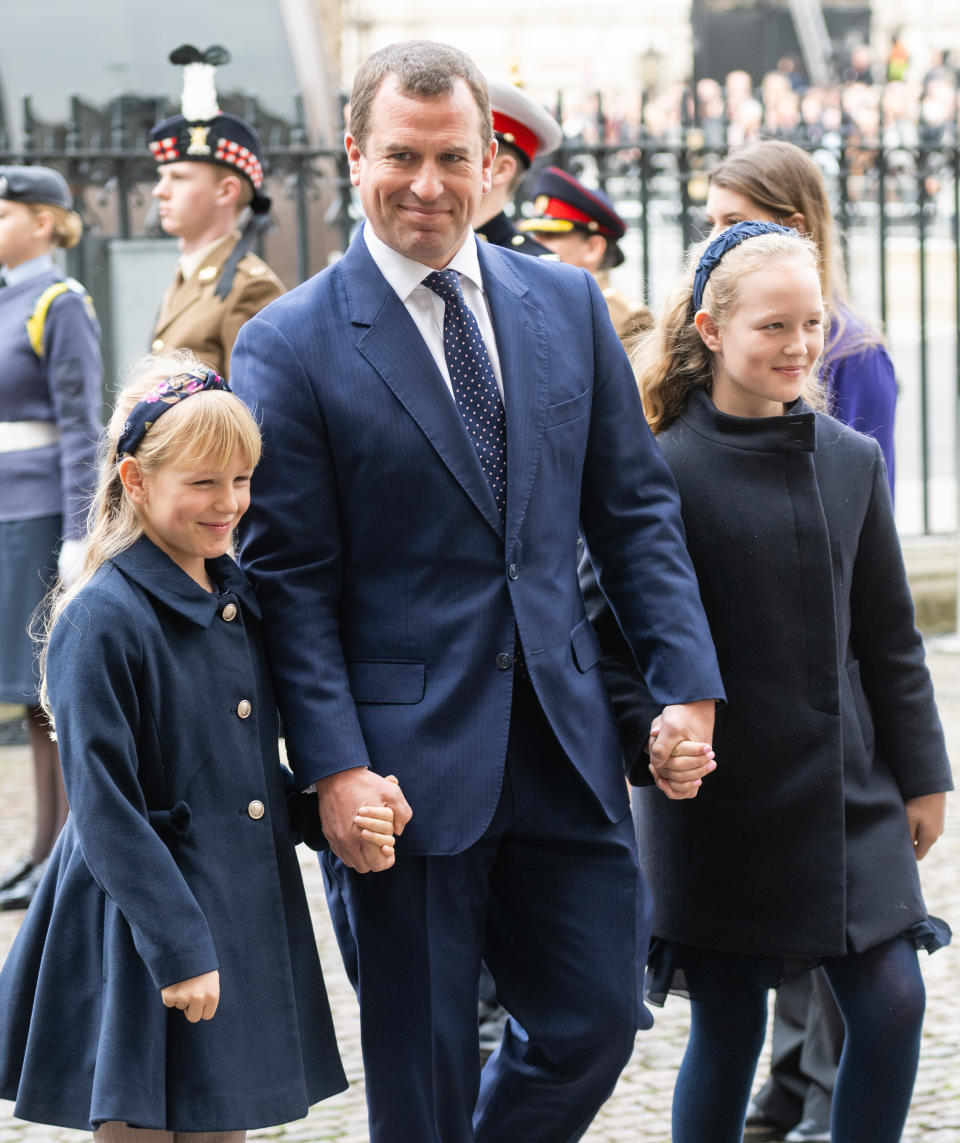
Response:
[589,391,953,958]
[0,538,346,1132]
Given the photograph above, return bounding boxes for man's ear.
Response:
[215,173,244,209]
[490,151,518,191]
[119,456,148,503]
[694,309,722,352]
[344,133,362,187]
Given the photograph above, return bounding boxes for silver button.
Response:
[508,563,519,580]
[222,602,238,622]
[237,699,252,719]
[247,799,265,820]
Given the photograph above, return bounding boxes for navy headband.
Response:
[692,220,796,311]
[117,368,230,459]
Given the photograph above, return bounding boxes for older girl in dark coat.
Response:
[0,354,399,1141]
[599,223,951,1143]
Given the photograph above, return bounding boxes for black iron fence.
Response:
[3,90,960,536]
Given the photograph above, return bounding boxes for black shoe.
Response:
[785,1120,830,1142]
[744,1102,792,1141]
[0,862,44,911]
[0,855,34,891]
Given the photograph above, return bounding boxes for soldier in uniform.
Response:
[473,76,563,257]
[149,45,284,378]
[520,166,652,344]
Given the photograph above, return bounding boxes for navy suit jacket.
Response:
[231,229,723,855]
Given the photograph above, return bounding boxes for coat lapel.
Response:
[342,234,504,537]
[477,241,549,545]
[154,235,233,335]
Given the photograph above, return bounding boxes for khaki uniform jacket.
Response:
[593,272,653,348]
[151,233,285,378]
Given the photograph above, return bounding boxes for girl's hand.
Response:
[353,774,401,867]
[648,721,716,799]
[905,792,947,860]
[161,970,220,1022]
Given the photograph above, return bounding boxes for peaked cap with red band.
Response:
[485,76,562,166]
[520,167,627,240]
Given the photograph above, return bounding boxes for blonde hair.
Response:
[38,350,261,717]
[27,202,83,249]
[636,230,827,434]
[707,139,883,360]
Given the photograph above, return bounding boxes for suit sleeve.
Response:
[231,313,372,787]
[848,441,953,799]
[47,591,219,989]
[577,270,724,707]
[43,290,103,539]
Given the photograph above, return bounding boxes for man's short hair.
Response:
[349,41,494,155]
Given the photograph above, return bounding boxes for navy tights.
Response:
[672,938,926,1143]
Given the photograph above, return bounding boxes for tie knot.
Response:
[422,269,463,301]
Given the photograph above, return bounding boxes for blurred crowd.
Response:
[559,42,960,150]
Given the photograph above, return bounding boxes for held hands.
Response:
[161,970,220,1023]
[648,700,717,800]
[905,792,947,860]
[317,767,413,873]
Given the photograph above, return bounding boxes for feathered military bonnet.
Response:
[148,45,271,217]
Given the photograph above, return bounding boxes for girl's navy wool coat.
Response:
[0,538,346,1132]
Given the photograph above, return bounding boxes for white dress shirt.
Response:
[362,224,505,400]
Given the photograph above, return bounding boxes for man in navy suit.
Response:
[231,40,723,1143]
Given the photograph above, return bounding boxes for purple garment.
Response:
[822,307,897,497]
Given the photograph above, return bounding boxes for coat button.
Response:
[237,699,252,719]
[507,563,519,580]
[247,799,265,820]
[496,651,513,670]
[221,602,238,621]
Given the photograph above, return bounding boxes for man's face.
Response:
[346,74,495,269]
[152,162,224,242]
[532,229,604,272]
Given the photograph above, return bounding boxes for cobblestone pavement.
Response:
[1,648,959,1143]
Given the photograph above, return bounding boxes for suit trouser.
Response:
[752,968,844,1127]
[322,673,651,1143]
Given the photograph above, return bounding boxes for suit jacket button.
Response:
[237,699,252,719]
[508,563,519,580]
[221,602,238,621]
[496,651,513,670]
[247,799,265,820]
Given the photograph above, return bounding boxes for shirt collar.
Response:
[362,222,485,302]
[1,254,55,287]
[179,233,236,282]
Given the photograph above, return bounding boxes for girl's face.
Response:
[0,200,51,269]
[704,185,804,238]
[698,262,824,419]
[126,447,253,589]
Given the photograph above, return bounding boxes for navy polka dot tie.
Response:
[423,269,507,520]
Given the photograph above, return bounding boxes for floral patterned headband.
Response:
[117,368,230,458]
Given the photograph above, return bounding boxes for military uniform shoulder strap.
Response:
[26,278,96,357]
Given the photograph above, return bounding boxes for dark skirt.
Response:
[646,916,952,1006]
[0,515,60,704]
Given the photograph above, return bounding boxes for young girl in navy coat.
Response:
[587,223,951,1143]
[0,353,398,1141]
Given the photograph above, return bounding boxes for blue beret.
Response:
[0,166,72,210]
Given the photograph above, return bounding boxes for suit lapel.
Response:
[478,242,549,545]
[343,235,504,537]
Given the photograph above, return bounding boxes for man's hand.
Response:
[905,792,947,860]
[317,767,413,872]
[648,700,717,800]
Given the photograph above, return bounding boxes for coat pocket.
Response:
[347,659,426,704]
[545,388,590,428]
